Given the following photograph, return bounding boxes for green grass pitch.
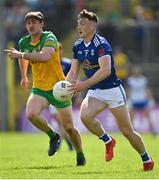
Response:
[0,132,159,179]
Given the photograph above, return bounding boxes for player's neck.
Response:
[31,31,42,43]
[83,32,95,43]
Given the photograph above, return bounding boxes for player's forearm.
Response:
[5,47,54,62]
[66,59,81,84]
[22,51,51,62]
[85,68,111,88]
[66,71,78,84]
[18,59,29,78]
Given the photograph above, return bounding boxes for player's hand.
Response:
[20,77,29,91]
[4,48,22,59]
[69,80,88,95]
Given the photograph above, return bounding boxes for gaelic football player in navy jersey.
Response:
[66,9,154,171]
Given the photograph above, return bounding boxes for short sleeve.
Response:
[97,43,112,59]
[44,33,58,49]
[18,38,24,52]
[72,45,78,59]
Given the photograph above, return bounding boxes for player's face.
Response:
[26,18,43,36]
[77,18,96,39]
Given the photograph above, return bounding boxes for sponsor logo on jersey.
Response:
[77,51,82,55]
[83,59,99,70]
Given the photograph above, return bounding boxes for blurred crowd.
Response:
[3,0,159,44]
[3,0,76,45]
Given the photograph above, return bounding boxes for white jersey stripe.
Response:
[94,36,100,46]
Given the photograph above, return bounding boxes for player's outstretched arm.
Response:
[5,48,22,59]
[5,47,55,62]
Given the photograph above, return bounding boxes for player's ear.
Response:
[41,21,44,27]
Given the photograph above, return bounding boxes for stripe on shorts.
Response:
[119,85,127,104]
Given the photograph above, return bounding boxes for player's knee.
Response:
[26,110,38,122]
[80,112,92,123]
[63,125,74,135]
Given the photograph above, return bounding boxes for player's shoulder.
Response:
[93,34,111,48]
[42,31,57,42]
[18,34,30,46]
[73,38,83,47]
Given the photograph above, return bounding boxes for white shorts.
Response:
[86,85,127,109]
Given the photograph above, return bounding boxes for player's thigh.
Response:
[49,105,58,115]
[129,108,136,120]
[56,105,74,127]
[110,104,133,131]
[81,96,107,118]
[26,93,49,115]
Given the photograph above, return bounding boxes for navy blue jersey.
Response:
[61,57,72,76]
[73,34,120,90]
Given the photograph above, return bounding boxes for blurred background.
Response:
[1,0,159,134]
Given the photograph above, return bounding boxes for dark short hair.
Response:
[78,9,98,23]
[25,11,44,23]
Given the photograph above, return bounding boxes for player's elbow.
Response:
[41,54,52,62]
[104,68,111,77]
[38,50,52,62]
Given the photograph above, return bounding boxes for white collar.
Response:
[84,42,91,47]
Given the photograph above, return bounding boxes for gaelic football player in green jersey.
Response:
[5,11,86,166]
